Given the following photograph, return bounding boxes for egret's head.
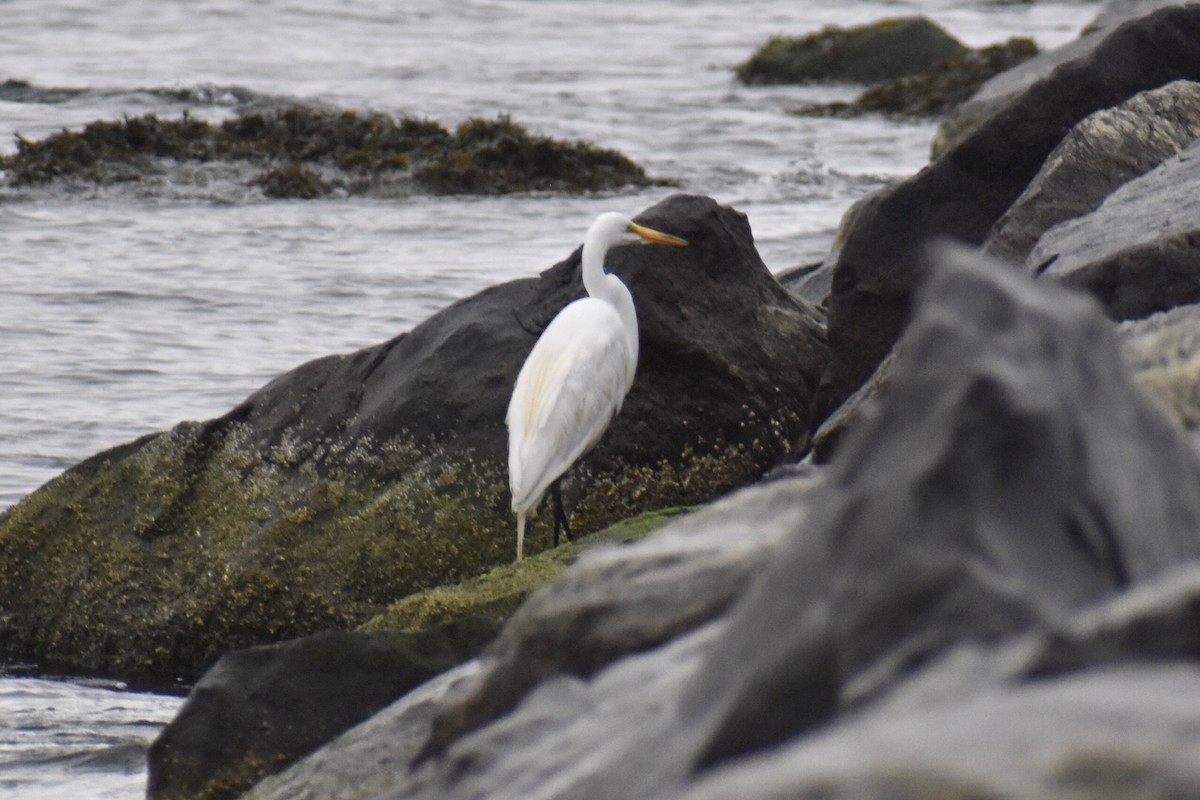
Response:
[588,211,689,250]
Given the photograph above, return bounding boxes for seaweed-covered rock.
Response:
[0,108,655,198]
[0,194,826,682]
[815,3,1200,423]
[1030,138,1200,321]
[987,80,1200,263]
[791,37,1037,119]
[735,17,966,86]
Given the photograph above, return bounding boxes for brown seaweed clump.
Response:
[0,108,657,198]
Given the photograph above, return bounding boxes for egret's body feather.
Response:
[506,212,687,559]
[507,298,631,514]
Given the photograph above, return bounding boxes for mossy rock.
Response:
[790,37,1039,119]
[361,508,686,634]
[735,17,968,86]
[0,107,657,197]
[0,195,828,684]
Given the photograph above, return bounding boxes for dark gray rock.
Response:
[244,242,1200,800]
[933,0,1185,156]
[817,3,1200,423]
[1030,139,1200,320]
[987,80,1200,263]
[147,619,497,800]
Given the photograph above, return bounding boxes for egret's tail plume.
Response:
[516,512,527,561]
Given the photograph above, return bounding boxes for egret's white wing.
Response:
[507,298,634,514]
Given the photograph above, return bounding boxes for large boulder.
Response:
[0,193,827,682]
[816,3,1200,422]
[243,243,1200,800]
[986,80,1200,263]
[1030,138,1200,320]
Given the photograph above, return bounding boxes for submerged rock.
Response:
[790,37,1037,119]
[242,241,1200,800]
[0,108,656,198]
[815,3,1200,423]
[0,193,826,682]
[735,17,966,86]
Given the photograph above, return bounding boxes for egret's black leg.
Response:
[551,480,573,547]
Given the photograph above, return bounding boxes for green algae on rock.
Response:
[361,508,686,635]
[735,17,967,86]
[0,107,657,198]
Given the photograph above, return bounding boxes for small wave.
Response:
[0,78,283,111]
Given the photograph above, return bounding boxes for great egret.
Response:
[506,212,688,560]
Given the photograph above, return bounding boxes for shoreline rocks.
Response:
[814,3,1200,424]
[241,244,1200,800]
[10,2,1200,798]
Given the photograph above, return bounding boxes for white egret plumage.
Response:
[506,212,688,560]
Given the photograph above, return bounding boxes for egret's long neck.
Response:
[582,235,639,384]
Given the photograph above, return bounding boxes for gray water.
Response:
[1,0,1101,796]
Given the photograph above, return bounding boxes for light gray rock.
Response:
[681,664,1200,800]
[1121,302,1200,428]
[417,468,823,762]
[690,242,1200,769]
[987,80,1200,263]
[1030,139,1200,320]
